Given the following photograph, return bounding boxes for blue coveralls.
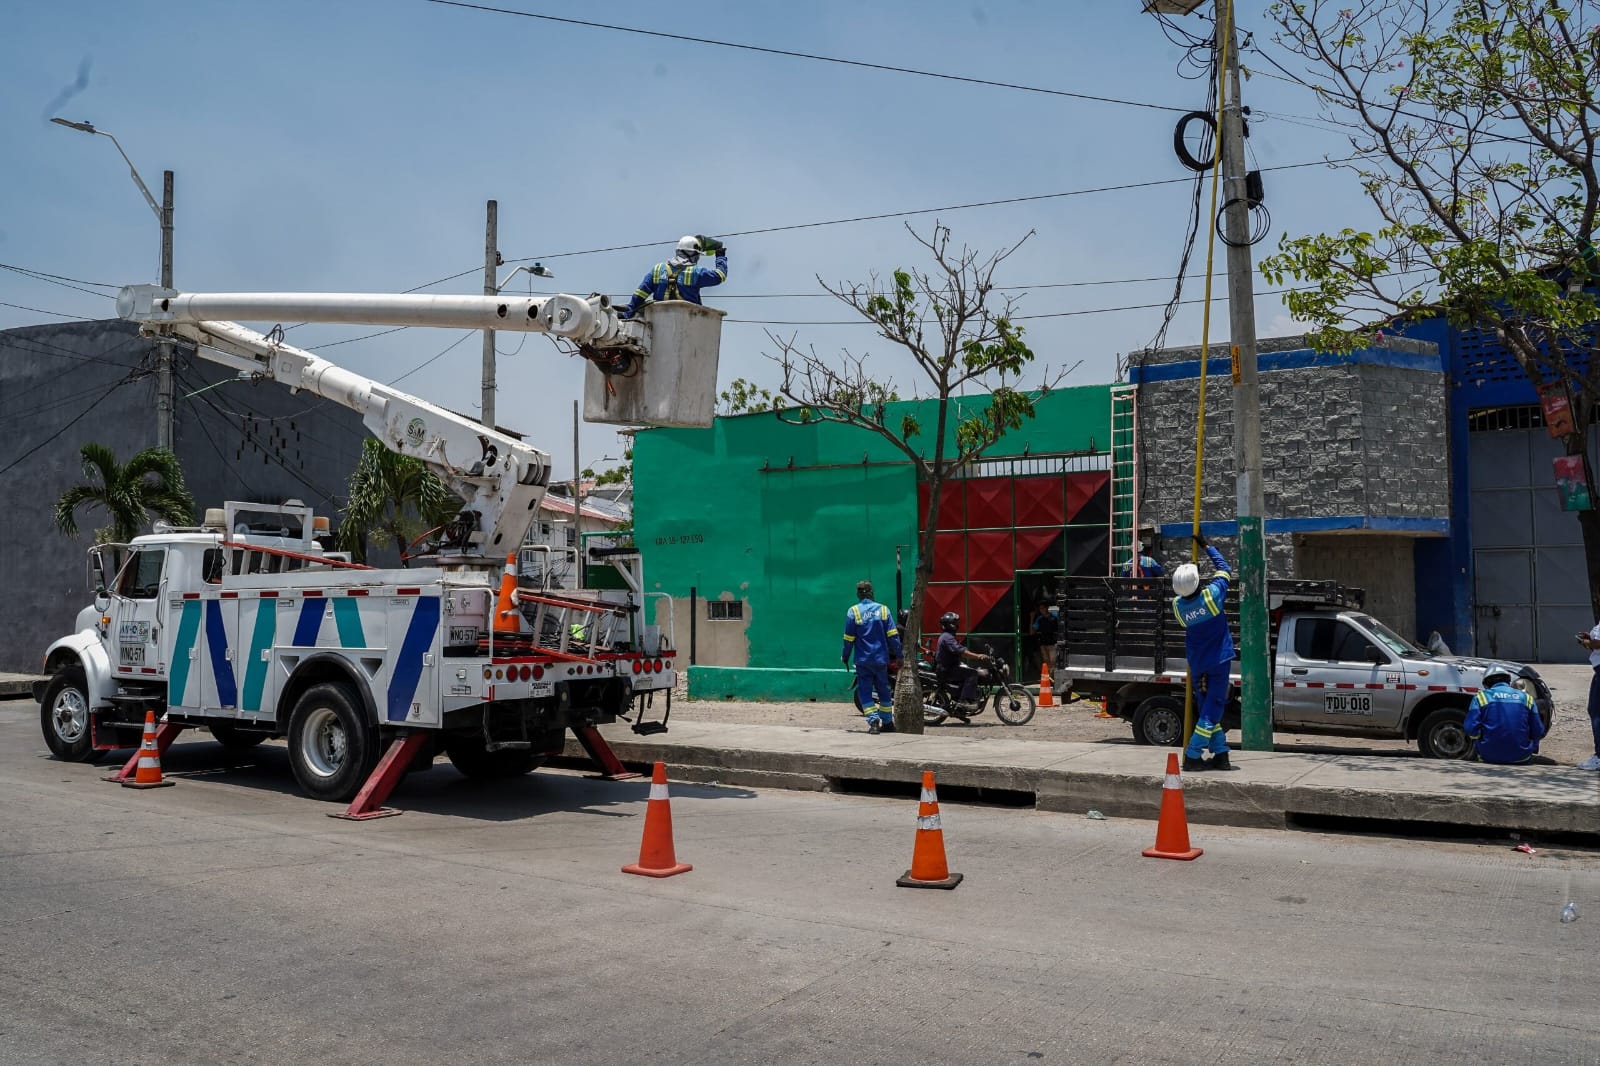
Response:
[624,252,728,317]
[843,598,901,731]
[1119,555,1166,577]
[1176,544,1234,760]
[1465,682,1546,764]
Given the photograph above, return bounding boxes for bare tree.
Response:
[1262,0,1600,615]
[766,223,1074,733]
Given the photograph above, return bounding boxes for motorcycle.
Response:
[851,644,1036,726]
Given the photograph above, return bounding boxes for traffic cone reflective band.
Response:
[1142,753,1201,861]
[897,770,963,889]
[123,710,175,790]
[1038,663,1055,708]
[493,551,521,635]
[622,761,692,878]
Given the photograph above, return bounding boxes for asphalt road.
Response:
[1,700,1597,1065]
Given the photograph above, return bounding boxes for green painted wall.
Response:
[633,384,1112,692]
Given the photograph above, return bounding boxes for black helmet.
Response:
[1482,668,1514,689]
[856,580,873,599]
[939,611,960,633]
[897,609,910,629]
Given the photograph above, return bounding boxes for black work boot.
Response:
[1209,752,1238,771]
[1182,756,1207,773]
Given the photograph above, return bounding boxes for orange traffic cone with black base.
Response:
[1038,663,1055,708]
[123,710,175,789]
[1142,753,1201,860]
[623,761,692,878]
[897,770,963,889]
[493,551,521,636]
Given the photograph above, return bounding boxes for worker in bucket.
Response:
[843,580,901,735]
[1172,533,1237,772]
[1465,669,1546,765]
[621,234,728,318]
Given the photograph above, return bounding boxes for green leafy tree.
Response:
[337,437,459,565]
[1263,0,1600,614]
[767,224,1073,732]
[53,443,196,544]
[594,447,633,486]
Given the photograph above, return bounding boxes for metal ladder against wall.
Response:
[1109,385,1139,574]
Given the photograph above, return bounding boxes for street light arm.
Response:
[101,132,162,220]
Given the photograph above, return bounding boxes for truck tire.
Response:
[209,721,268,751]
[995,684,1037,726]
[1132,695,1185,747]
[1417,707,1472,760]
[40,666,94,762]
[286,683,379,802]
[443,737,541,779]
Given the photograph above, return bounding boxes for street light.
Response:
[52,116,176,450]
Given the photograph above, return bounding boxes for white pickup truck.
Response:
[1053,577,1552,758]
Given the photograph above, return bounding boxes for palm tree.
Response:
[336,437,459,564]
[53,444,197,544]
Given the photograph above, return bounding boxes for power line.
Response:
[425,0,1191,114]
[0,371,145,477]
[0,299,101,320]
[389,330,475,385]
[0,262,121,298]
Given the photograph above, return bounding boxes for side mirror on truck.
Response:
[1364,645,1386,664]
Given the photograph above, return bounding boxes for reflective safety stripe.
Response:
[648,783,670,801]
[916,814,942,831]
[1165,774,1183,789]
[139,756,161,768]
[920,788,937,804]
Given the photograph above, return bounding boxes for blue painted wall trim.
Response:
[1129,345,1442,384]
[1158,516,1450,539]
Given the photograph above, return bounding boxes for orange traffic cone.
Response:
[897,770,963,889]
[493,551,521,636]
[1142,753,1201,861]
[1038,663,1055,708]
[122,710,175,789]
[623,761,692,878]
[1094,698,1116,719]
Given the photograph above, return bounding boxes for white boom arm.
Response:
[120,302,552,562]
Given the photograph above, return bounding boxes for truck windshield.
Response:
[1353,614,1427,658]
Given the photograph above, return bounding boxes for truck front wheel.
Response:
[287,683,379,802]
[40,666,94,762]
[1132,695,1185,747]
[1417,708,1473,760]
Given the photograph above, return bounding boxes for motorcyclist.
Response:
[934,612,988,710]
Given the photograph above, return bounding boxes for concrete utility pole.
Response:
[572,399,583,588]
[481,199,498,429]
[157,171,175,450]
[1216,8,1271,750]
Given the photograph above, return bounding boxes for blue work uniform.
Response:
[1175,545,1234,760]
[1465,681,1545,764]
[844,599,901,731]
[1119,555,1166,578]
[624,252,728,317]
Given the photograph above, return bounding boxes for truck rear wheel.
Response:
[40,666,94,762]
[444,734,552,779]
[1417,707,1472,760]
[287,683,379,802]
[1132,695,1185,747]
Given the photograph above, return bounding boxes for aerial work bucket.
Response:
[584,300,724,428]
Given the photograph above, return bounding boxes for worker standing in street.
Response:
[622,234,728,318]
[1465,669,1546,765]
[843,580,901,735]
[1173,533,1236,772]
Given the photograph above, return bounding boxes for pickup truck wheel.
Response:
[209,721,268,751]
[1132,695,1185,747]
[995,684,1036,726]
[1418,708,1473,760]
[287,683,379,802]
[40,666,94,762]
[444,737,540,779]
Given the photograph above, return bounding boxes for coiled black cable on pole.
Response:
[1173,110,1218,172]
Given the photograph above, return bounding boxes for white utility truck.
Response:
[36,284,722,815]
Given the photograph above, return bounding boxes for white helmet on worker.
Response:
[674,235,702,261]
[1172,563,1201,598]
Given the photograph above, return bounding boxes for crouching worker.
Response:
[1466,669,1546,764]
[843,580,901,735]
[1173,533,1237,772]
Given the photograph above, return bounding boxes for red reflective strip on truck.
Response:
[140,667,157,674]
[1281,681,1297,688]
[1427,685,1448,692]
[261,590,278,598]
[1365,683,1385,689]
[1304,682,1325,689]
[304,590,323,598]
[1334,682,1354,689]
[183,593,200,600]
[347,589,369,596]
[1396,684,1417,691]
[398,588,421,595]
[220,591,238,599]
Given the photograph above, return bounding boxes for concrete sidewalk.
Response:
[564,721,1600,837]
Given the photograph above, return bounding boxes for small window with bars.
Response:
[707,600,744,621]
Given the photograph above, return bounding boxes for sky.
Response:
[0,1,1382,478]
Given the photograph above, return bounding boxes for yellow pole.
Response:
[1185,2,1230,749]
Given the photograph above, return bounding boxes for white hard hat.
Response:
[675,235,701,256]
[1172,563,1200,598]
